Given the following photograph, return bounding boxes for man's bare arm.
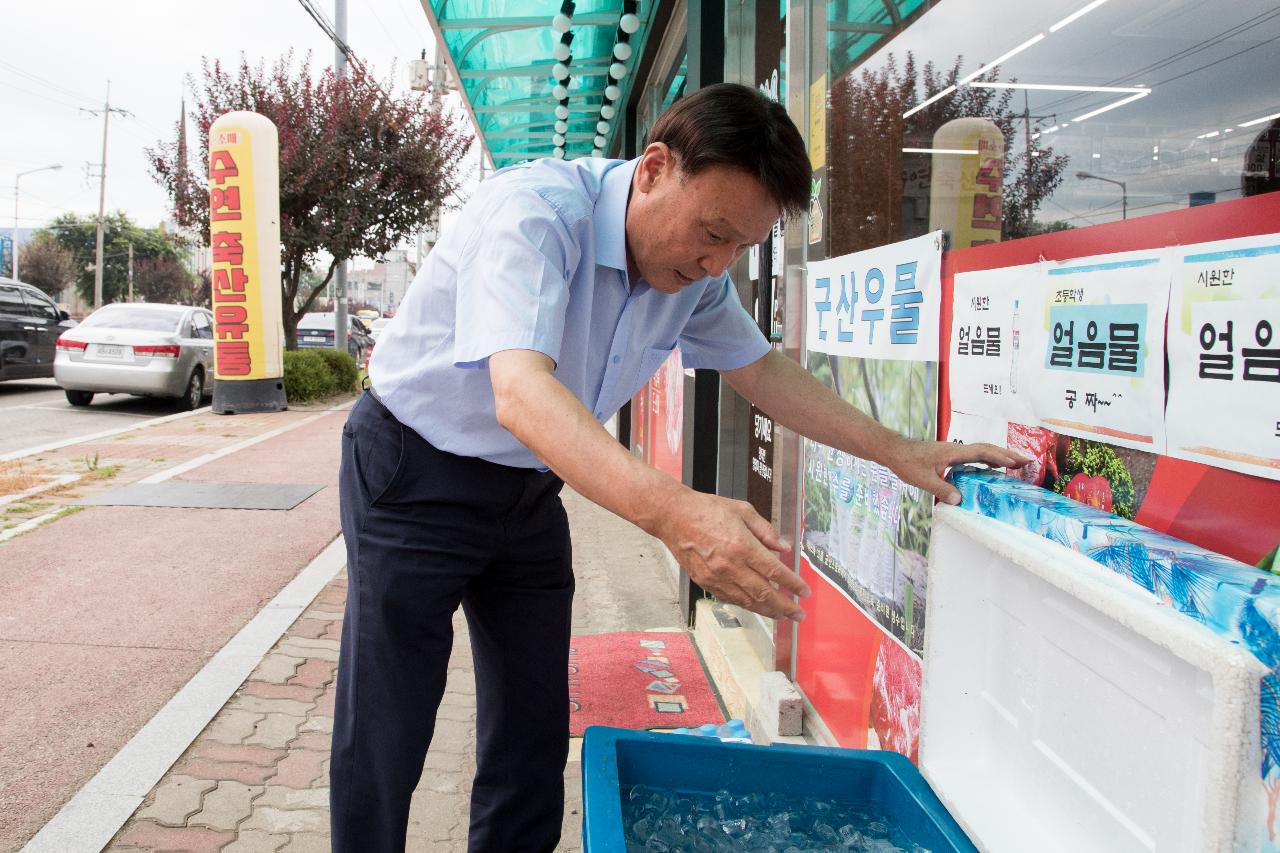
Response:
[724,350,1026,504]
[489,348,810,621]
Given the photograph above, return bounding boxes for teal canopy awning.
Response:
[422,0,658,166]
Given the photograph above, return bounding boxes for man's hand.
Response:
[654,491,810,622]
[884,437,1029,505]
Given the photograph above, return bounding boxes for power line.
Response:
[0,59,99,106]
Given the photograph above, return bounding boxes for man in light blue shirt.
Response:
[333,84,1022,851]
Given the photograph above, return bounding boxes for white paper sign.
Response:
[950,264,1038,424]
[1024,249,1171,453]
[946,410,1010,446]
[806,231,943,362]
[1166,234,1280,480]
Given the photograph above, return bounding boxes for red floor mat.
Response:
[568,631,723,736]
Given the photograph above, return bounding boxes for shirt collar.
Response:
[593,157,639,272]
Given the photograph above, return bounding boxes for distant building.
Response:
[348,249,415,315]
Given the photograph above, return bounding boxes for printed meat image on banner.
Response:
[794,555,923,762]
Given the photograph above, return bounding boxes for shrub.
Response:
[313,348,360,393]
[283,350,337,403]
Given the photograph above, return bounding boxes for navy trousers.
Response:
[332,391,574,852]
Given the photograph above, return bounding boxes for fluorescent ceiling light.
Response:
[959,33,1045,85]
[903,84,956,118]
[1050,0,1110,33]
[1198,130,1220,139]
[1072,90,1151,123]
[902,147,979,155]
[1239,110,1280,128]
[1042,124,1061,134]
[971,82,1147,94]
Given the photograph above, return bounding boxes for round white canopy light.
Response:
[600,104,616,119]
[553,147,566,158]
[613,42,632,61]
[553,84,569,100]
[552,13,572,33]
[555,104,570,120]
[609,62,627,79]
[605,84,621,101]
[555,120,569,133]
[553,43,571,62]
[553,133,566,146]
[596,120,610,134]
[553,63,570,80]
[594,134,606,147]
[619,13,640,33]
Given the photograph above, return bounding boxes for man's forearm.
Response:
[495,368,688,535]
[729,350,907,466]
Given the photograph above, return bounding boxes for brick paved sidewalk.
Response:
[104,490,684,852]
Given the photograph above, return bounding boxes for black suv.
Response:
[0,278,75,381]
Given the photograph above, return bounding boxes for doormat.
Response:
[76,482,323,510]
[568,631,723,736]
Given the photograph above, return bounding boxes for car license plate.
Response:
[95,344,125,358]
[303,336,326,343]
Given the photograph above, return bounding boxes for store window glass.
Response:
[823,0,1280,256]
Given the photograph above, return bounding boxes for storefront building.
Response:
[427,0,1280,845]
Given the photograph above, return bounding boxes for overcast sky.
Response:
[3,0,478,243]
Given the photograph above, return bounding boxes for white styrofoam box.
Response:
[921,505,1265,853]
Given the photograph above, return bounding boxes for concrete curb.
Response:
[21,536,347,853]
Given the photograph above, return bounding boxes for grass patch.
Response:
[84,464,121,482]
[5,501,54,516]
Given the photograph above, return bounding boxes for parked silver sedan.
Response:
[53,303,215,410]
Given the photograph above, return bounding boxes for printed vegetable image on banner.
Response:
[950,264,1037,424]
[802,352,936,656]
[1025,249,1171,453]
[1167,234,1280,481]
[806,231,943,362]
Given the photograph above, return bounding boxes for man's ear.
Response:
[635,142,672,193]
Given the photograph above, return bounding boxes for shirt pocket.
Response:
[630,344,677,393]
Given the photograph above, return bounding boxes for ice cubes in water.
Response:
[620,783,932,852]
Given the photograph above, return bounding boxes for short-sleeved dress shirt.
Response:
[367,156,771,470]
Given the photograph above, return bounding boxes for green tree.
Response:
[41,213,186,306]
[149,53,470,347]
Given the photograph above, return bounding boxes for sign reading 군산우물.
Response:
[1166,233,1280,480]
[805,231,943,362]
[208,112,284,385]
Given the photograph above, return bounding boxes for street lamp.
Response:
[1076,170,1127,220]
[13,164,64,282]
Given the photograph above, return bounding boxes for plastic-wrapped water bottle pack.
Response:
[621,783,933,852]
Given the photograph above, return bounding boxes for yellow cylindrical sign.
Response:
[927,117,1005,249]
[209,111,287,413]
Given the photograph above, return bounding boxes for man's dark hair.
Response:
[647,83,811,219]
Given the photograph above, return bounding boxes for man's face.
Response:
[625,143,781,294]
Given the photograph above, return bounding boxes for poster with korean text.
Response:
[950,264,1037,424]
[1167,234,1280,480]
[1025,250,1171,453]
[806,231,943,362]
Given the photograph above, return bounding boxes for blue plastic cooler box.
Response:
[581,726,977,852]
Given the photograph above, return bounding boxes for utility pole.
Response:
[127,242,134,301]
[83,82,129,309]
[333,0,349,354]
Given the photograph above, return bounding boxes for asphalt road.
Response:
[0,378,191,458]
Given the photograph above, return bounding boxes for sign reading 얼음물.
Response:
[207,111,285,401]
